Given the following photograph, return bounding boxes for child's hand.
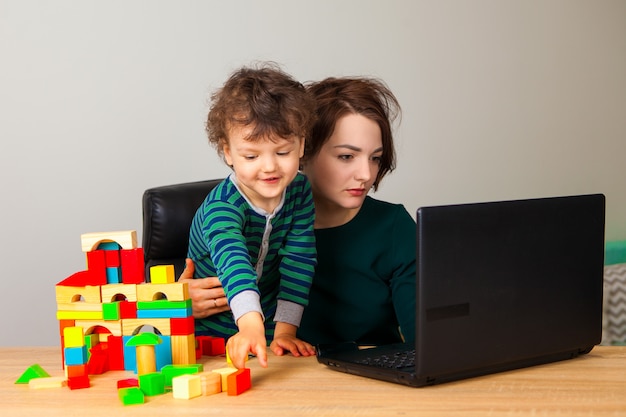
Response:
[270,322,316,357]
[228,312,268,369]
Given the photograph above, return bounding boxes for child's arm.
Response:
[270,322,316,357]
[227,311,268,369]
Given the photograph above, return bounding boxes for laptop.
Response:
[316,193,605,387]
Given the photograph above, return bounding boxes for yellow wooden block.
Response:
[74,319,123,337]
[150,265,175,284]
[56,285,101,305]
[101,283,137,302]
[211,367,237,391]
[63,326,84,348]
[80,230,137,252]
[226,348,249,367]
[122,318,170,336]
[29,376,67,389]
[172,374,202,399]
[136,282,189,302]
[171,334,196,365]
[57,311,104,320]
[198,371,222,396]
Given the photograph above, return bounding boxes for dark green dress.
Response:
[298,196,416,345]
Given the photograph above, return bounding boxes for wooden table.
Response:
[2,346,625,416]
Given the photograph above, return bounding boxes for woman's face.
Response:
[304,113,382,220]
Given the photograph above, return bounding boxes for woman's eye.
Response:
[371,155,382,163]
[338,154,353,161]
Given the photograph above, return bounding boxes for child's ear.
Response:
[298,137,305,158]
[223,141,233,166]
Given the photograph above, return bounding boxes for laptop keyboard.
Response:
[354,348,416,369]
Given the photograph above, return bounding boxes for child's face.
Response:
[223,125,304,213]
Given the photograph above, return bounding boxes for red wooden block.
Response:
[104,249,121,267]
[227,368,251,396]
[67,375,90,390]
[117,378,139,389]
[119,301,137,319]
[120,248,145,284]
[86,250,107,284]
[87,343,110,375]
[107,335,125,371]
[56,270,95,287]
[171,316,195,336]
[209,337,225,355]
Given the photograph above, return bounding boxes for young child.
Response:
[187,63,317,369]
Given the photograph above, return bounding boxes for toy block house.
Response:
[55,230,196,387]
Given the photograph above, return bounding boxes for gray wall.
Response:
[1,0,625,346]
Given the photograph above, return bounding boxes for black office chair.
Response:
[141,179,223,280]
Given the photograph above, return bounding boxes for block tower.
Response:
[55,230,196,389]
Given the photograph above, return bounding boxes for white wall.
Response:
[1,0,625,346]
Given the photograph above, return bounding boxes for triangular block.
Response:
[15,364,51,384]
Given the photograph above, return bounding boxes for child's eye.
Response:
[244,155,258,160]
[276,151,291,156]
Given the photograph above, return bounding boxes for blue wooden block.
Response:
[136,307,192,319]
[65,345,88,366]
[106,267,122,284]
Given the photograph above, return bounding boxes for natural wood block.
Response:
[171,334,196,365]
[101,283,137,302]
[172,374,202,399]
[55,285,101,305]
[121,318,170,336]
[198,371,222,395]
[81,230,137,252]
[136,282,189,302]
[29,376,67,389]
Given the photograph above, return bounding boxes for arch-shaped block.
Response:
[80,230,137,252]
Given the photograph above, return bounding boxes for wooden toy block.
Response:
[86,250,107,284]
[171,334,196,365]
[67,374,90,390]
[63,326,84,348]
[101,283,137,302]
[102,302,121,321]
[126,333,162,375]
[74,319,122,336]
[81,230,137,252]
[65,364,88,379]
[212,367,238,391]
[122,318,170,336]
[171,316,195,336]
[15,364,50,384]
[56,284,102,305]
[118,386,145,406]
[198,371,222,396]
[138,372,166,396]
[172,374,202,399]
[120,248,145,284]
[227,368,251,396]
[137,299,192,310]
[57,310,103,320]
[117,378,139,389]
[119,301,138,319]
[56,270,100,287]
[160,364,204,387]
[136,282,189,302]
[56,302,102,313]
[65,345,88,366]
[104,249,121,267]
[106,267,122,284]
[29,376,66,389]
[87,343,110,374]
[107,335,126,370]
[137,307,192,319]
[98,241,121,250]
[197,335,226,356]
[149,264,175,284]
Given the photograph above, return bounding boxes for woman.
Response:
[180,76,415,350]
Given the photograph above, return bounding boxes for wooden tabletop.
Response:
[2,346,625,416]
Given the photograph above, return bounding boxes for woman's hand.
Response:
[178,258,230,318]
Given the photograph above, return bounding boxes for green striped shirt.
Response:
[188,172,316,340]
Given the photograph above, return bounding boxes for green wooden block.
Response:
[136,299,192,310]
[160,363,204,386]
[102,301,121,321]
[139,372,166,396]
[15,364,50,384]
[118,387,145,405]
